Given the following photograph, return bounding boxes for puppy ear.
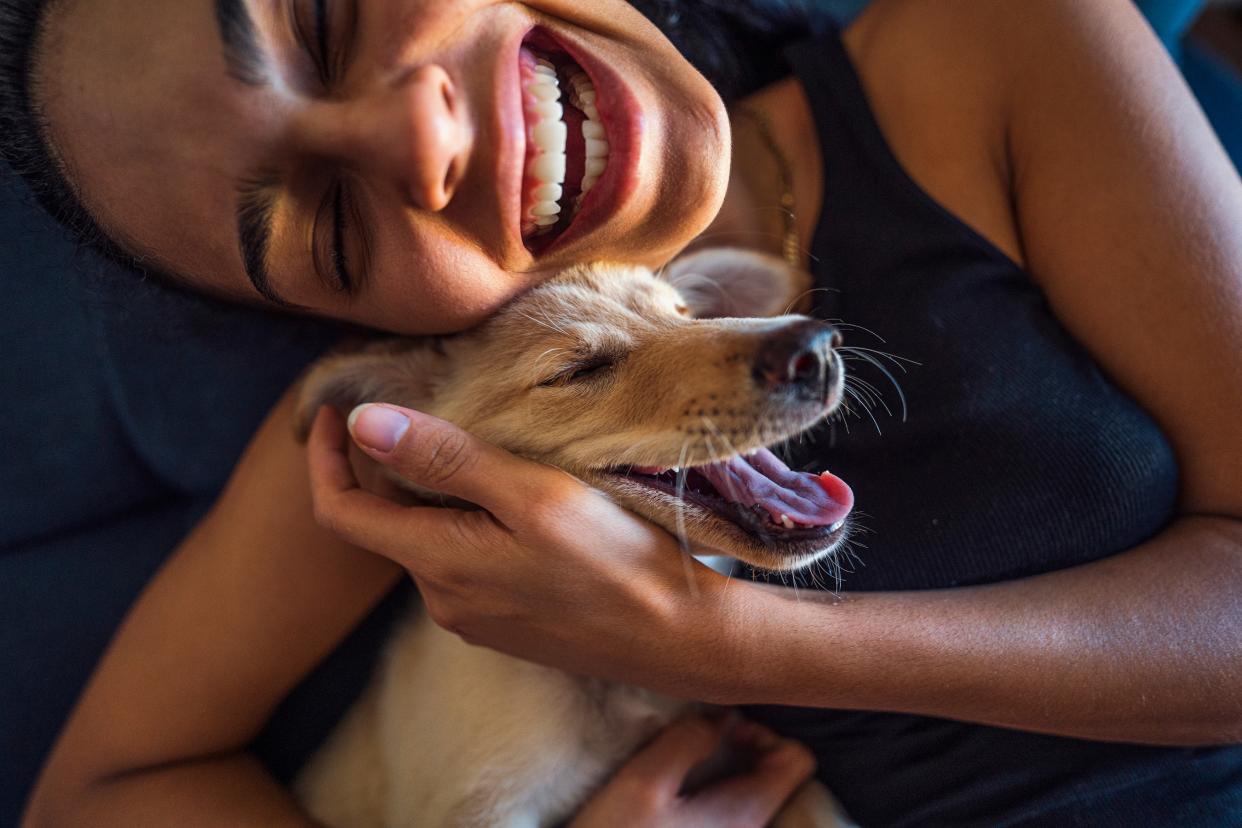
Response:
[293,340,443,443]
[662,247,809,319]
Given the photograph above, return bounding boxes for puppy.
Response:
[293,248,856,828]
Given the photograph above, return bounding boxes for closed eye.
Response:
[538,355,619,388]
[290,0,360,91]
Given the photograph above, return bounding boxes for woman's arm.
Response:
[711,0,1242,742]
[23,390,808,827]
[22,388,404,827]
[738,515,1242,745]
[732,0,1242,742]
[307,0,1241,747]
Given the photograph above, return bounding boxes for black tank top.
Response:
[743,30,1242,826]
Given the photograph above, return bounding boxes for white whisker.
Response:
[673,440,699,599]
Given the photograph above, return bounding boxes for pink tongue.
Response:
[698,448,854,528]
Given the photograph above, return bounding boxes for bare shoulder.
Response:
[836,0,1029,264]
[853,1,1242,519]
[846,0,1150,68]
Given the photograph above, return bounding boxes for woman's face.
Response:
[38,0,730,334]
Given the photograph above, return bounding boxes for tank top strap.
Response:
[783,28,1020,315]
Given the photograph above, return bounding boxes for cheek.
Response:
[360,267,524,334]
[350,214,533,334]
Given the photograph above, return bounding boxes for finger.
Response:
[618,715,731,801]
[690,738,816,826]
[306,405,498,569]
[347,403,564,518]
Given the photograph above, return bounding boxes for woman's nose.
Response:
[298,64,472,212]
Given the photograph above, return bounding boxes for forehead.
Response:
[39,0,267,289]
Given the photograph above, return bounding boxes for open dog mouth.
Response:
[519,30,608,253]
[610,447,854,544]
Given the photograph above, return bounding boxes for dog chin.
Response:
[584,472,848,574]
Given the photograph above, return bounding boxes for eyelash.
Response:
[292,0,335,88]
[539,356,620,388]
[293,0,368,296]
[312,181,360,294]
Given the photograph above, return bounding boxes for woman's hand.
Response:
[572,715,816,828]
[306,403,752,702]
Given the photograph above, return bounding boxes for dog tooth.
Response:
[829,520,844,533]
[780,514,794,529]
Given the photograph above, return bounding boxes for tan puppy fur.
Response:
[293,250,854,827]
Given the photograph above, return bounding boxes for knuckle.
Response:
[415,430,472,488]
[783,743,817,777]
[526,477,589,528]
[311,499,340,533]
[446,510,490,550]
[625,779,666,816]
[424,601,458,633]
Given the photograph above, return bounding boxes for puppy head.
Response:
[297,249,853,572]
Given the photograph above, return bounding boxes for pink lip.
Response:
[495,27,530,261]
[516,26,643,256]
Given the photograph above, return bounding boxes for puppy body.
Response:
[297,619,681,828]
[293,250,854,827]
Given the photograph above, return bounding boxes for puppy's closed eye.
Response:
[539,355,619,387]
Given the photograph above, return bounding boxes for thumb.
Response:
[347,403,543,516]
[617,715,732,801]
[689,736,817,826]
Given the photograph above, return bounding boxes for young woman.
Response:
[4,0,1241,824]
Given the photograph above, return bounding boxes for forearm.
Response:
[23,752,315,828]
[727,516,1242,745]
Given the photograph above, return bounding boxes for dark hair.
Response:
[0,0,831,274]
[631,0,830,102]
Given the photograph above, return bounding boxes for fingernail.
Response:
[349,404,410,452]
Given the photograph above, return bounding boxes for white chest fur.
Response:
[295,612,686,828]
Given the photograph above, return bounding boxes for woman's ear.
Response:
[662,247,809,319]
[293,340,444,442]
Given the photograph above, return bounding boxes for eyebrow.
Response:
[215,0,290,305]
[218,0,359,306]
[215,0,269,87]
[235,177,290,306]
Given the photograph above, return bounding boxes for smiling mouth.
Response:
[518,31,608,253]
[608,447,855,547]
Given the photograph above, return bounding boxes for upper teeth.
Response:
[523,56,609,235]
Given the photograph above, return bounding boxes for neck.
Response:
[696,78,823,269]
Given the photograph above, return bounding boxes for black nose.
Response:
[753,321,842,400]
